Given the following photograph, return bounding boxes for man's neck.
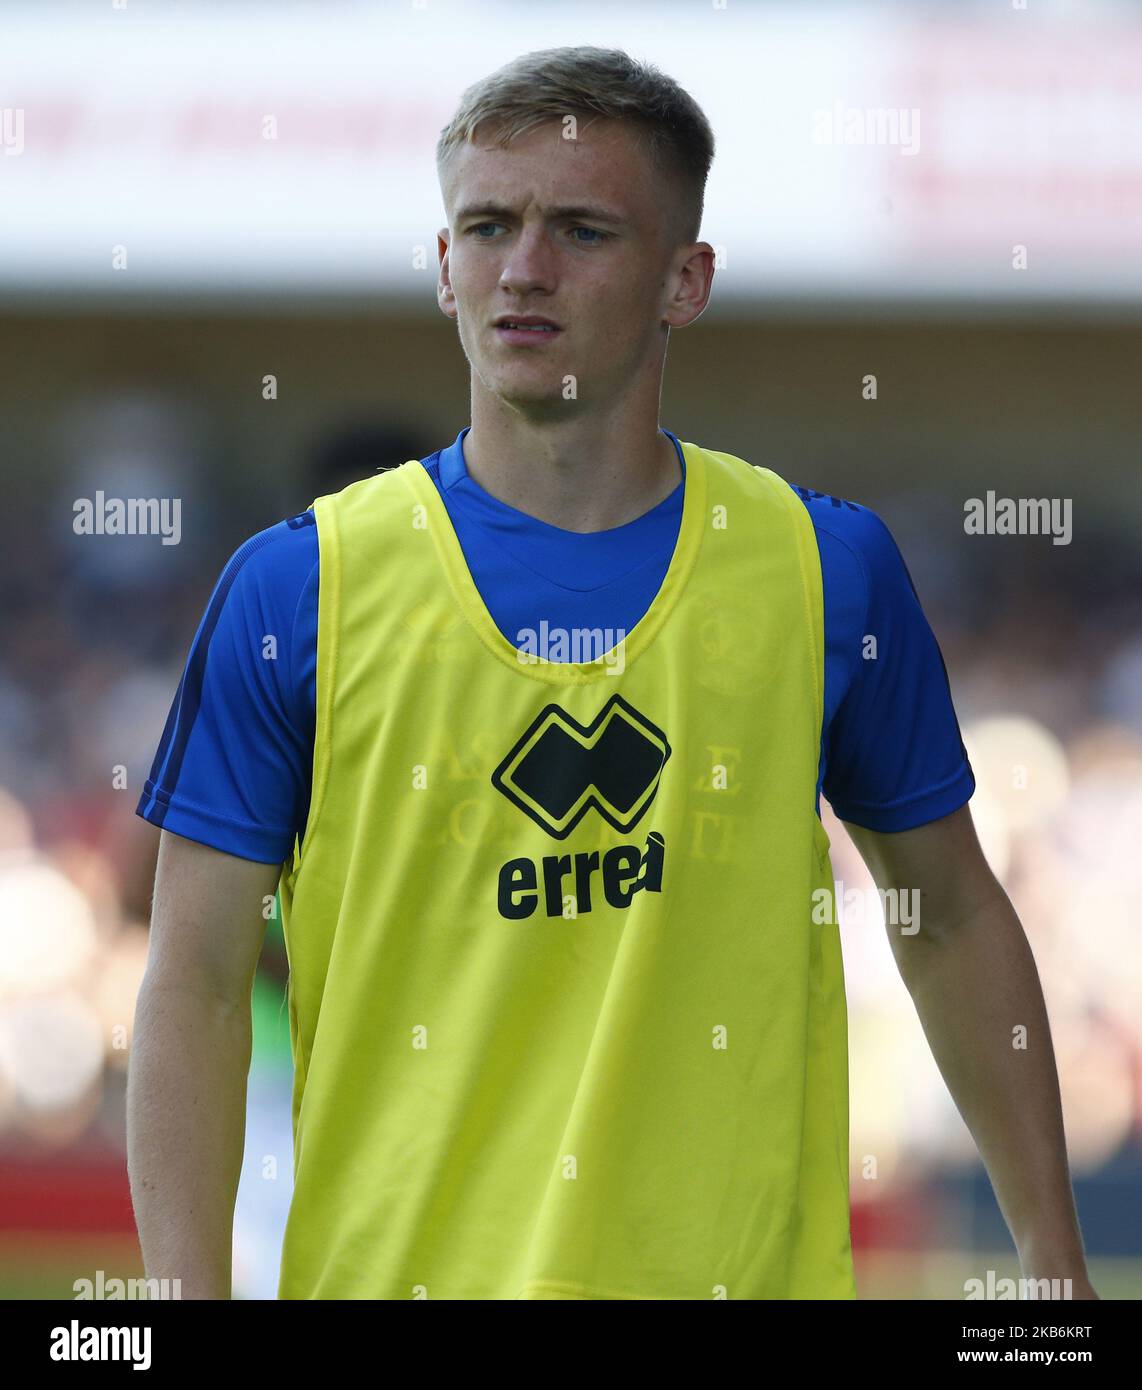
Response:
[461,413,682,534]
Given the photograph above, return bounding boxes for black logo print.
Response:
[491,694,671,840]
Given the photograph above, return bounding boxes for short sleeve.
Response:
[136,514,319,864]
[817,502,975,832]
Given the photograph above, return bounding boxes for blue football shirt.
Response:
[137,427,975,862]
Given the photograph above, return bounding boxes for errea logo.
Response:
[491,694,670,839]
[491,694,670,920]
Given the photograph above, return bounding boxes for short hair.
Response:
[436,46,715,247]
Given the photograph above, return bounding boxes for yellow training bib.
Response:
[276,439,854,1300]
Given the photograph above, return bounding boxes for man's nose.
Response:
[498,226,557,294]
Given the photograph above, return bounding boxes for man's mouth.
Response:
[494,316,562,340]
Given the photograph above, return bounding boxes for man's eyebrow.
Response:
[453,202,627,226]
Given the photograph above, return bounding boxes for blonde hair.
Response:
[436,46,715,246]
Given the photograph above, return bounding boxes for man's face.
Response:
[437,119,684,416]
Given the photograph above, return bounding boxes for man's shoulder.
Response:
[233,508,319,572]
[785,483,901,572]
[207,511,320,627]
[311,462,430,538]
[782,484,927,634]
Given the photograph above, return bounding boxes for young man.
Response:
[128,47,1096,1300]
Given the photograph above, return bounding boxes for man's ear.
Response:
[437,228,456,319]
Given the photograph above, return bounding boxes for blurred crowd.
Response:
[1,391,1140,1297]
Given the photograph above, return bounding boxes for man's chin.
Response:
[489,377,575,414]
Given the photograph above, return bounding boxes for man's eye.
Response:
[465,223,608,243]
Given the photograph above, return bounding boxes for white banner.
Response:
[1,1,1139,304]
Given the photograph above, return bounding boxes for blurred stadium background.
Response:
[1,0,1140,1299]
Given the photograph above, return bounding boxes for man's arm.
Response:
[127,829,284,1300]
[843,804,1098,1298]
